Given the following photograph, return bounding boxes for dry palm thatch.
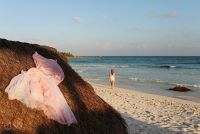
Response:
[0,38,127,134]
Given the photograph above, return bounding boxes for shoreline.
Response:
[91,82,200,105]
[91,83,200,133]
[89,81,200,103]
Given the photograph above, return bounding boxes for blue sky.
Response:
[0,0,199,56]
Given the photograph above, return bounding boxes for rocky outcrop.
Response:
[169,86,192,92]
[0,38,127,134]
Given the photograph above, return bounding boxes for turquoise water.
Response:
[69,56,200,102]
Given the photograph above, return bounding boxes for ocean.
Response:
[69,56,200,102]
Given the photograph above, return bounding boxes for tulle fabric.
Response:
[32,52,64,85]
[5,52,77,125]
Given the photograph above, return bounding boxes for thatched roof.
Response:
[0,38,127,134]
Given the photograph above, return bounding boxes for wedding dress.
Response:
[5,52,77,125]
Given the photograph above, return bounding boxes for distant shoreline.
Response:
[59,52,80,58]
[74,55,200,57]
[65,56,80,58]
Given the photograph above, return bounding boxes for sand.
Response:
[92,83,200,134]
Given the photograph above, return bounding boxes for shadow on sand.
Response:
[121,113,185,134]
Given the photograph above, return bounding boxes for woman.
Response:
[109,69,115,89]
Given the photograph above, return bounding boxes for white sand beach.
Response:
[92,83,200,134]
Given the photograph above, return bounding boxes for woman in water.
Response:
[109,69,115,89]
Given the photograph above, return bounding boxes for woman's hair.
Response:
[111,69,114,75]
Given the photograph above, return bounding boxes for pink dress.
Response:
[32,52,64,85]
[5,52,77,125]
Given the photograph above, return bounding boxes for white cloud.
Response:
[102,16,108,23]
[148,11,157,17]
[72,16,81,24]
[30,38,41,42]
[164,11,180,17]
[136,44,147,49]
[166,41,175,47]
[147,11,180,18]
[102,16,108,20]
[103,41,112,49]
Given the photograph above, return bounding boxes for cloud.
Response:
[166,40,176,47]
[102,16,108,23]
[164,11,180,17]
[30,38,41,42]
[103,41,112,49]
[136,44,147,49]
[72,16,81,24]
[147,11,180,18]
[102,16,108,21]
[20,37,42,43]
[148,11,157,17]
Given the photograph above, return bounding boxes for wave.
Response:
[129,77,142,81]
[172,83,200,88]
[193,84,200,88]
[71,64,106,67]
[86,78,101,81]
[149,65,177,69]
[142,64,200,70]
[102,64,130,68]
[71,63,131,68]
[77,70,83,73]
[160,65,176,68]
[119,65,129,68]
[74,68,89,73]
[175,62,200,65]
[129,77,169,84]
[129,77,200,89]
[72,63,200,70]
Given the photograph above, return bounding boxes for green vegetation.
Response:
[59,52,78,58]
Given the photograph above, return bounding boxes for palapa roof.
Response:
[0,38,127,134]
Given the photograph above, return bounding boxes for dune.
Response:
[0,38,127,134]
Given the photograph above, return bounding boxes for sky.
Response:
[0,0,200,56]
